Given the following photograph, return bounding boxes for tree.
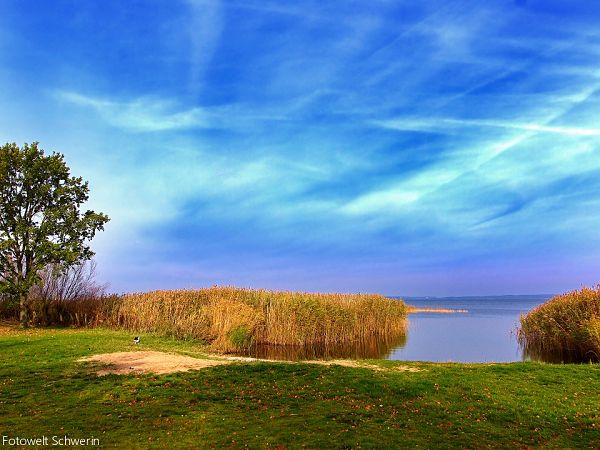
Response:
[0,142,109,327]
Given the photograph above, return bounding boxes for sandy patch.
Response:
[79,351,232,375]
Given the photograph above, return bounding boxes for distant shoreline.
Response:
[395,294,554,300]
[407,306,468,314]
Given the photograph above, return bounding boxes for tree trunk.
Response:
[41,300,49,326]
[19,294,29,328]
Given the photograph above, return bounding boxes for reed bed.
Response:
[518,286,600,362]
[0,294,120,327]
[38,295,121,327]
[111,287,407,352]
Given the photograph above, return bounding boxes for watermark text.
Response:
[2,435,100,447]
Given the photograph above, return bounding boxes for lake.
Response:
[243,295,552,362]
[388,295,551,363]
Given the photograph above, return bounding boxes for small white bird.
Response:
[133,336,140,345]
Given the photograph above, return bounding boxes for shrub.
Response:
[518,286,600,362]
[227,325,255,350]
[1,260,112,327]
[27,261,107,326]
[0,295,19,320]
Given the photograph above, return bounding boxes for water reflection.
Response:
[239,333,407,360]
[391,296,551,363]
[239,296,557,363]
[522,346,599,363]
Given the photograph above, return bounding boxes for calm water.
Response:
[242,295,552,362]
[388,295,551,363]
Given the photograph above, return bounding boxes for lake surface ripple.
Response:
[242,295,551,363]
[389,295,550,363]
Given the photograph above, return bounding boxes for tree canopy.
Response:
[0,142,109,326]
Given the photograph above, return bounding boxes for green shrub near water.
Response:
[227,325,255,349]
[518,286,600,362]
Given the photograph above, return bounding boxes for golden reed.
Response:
[111,287,407,352]
[518,286,600,362]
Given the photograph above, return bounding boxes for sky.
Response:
[1,0,600,295]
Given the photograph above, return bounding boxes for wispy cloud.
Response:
[54,91,292,132]
[186,0,224,97]
[374,116,600,137]
[56,91,211,131]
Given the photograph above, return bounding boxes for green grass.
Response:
[1,325,599,449]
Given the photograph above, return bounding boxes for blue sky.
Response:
[1,0,600,295]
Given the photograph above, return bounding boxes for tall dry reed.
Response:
[110,287,407,352]
[0,293,118,327]
[518,286,600,362]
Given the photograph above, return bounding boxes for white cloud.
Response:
[56,91,211,131]
[341,168,457,215]
[54,90,294,132]
[374,116,600,137]
[186,0,224,97]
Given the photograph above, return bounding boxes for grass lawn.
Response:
[1,324,599,449]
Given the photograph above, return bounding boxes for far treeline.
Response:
[0,141,599,363]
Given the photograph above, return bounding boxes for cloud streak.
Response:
[186,0,224,97]
[56,91,211,131]
[54,91,293,132]
[374,117,600,137]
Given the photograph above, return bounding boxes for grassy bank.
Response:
[519,286,600,362]
[0,325,598,448]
